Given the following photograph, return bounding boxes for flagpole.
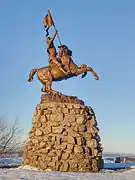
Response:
[53,24,62,46]
[48,10,62,46]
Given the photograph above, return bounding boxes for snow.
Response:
[17,165,39,170]
[0,158,135,179]
[0,168,135,180]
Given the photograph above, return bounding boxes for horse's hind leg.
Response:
[38,73,58,94]
[41,81,55,94]
[37,68,61,94]
[41,85,46,92]
[37,70,52,93]
[40,79,53,94]
[46,82,61,94]
[28,68,38,82]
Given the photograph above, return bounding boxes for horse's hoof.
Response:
[47,90,58,95]
[28,77,33,82]
[41,88,46,92]
[95,76,99,80]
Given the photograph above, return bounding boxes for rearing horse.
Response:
[28,46,99,94]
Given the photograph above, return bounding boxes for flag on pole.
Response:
[43,10,54,36]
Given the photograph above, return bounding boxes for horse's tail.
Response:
[28,68,38,82]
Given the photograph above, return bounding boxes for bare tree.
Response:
[0,117,24,154]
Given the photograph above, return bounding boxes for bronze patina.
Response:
[28,11,99,94]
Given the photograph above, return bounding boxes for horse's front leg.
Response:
[87,67,99,80]
[75,64,99,80]
[80,64,87,78]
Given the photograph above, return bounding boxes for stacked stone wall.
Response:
[23,102,103,172]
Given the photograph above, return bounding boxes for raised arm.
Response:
[51,30,57,42]
[46,30,57,51]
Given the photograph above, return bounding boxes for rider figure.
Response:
[58,45,71,75]
[46,30,68,75]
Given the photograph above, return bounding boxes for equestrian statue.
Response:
[28,11,99,94]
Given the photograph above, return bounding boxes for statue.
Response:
[24,11,103,172]
[28,11,99,94]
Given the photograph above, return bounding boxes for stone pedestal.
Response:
[23,94,103,172]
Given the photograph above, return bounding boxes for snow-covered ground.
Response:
[0,157,135,179]
[0,167,135,180]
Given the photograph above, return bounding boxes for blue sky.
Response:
[0,0,135,154]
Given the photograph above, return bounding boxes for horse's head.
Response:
[58,45,72,58]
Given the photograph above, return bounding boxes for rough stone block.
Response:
[48,151,57,157]
[75,109,80,114]
[39,141,46,148]
[39,148,48,154]
[45,114,50,121]
[78,125,87,132]
[50,121,59,127]
[52,126,64,134]
[62,152,70,160]
[73,104,81,109]
[56,107,62,113]
[51,107,57,114]
[50,113,64,122]
[63,162,69,171]
[35,128,42,136]
[42,126,52,135]
[68,136,75,144]
[70,109,76,114]
[74,145,83,154]
[68,129,80,137]
[64,114,76,122]
[62,135,68,142]
[62,107,69,114]
[72,124,79,132]
[87,139,97,148]
[76,115,86,124]
[40,115,47,123]
[67,144,74,151]
[92,148,98,157]
[89,127,99,134]
[77,137,82,146]
[66,104,73,109]
[31,139,38,144]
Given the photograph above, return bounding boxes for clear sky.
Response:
[0,0,135,154]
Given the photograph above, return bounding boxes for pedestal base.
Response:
[23,94,103,172]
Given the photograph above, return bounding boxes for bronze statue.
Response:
[28,11,99,94]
